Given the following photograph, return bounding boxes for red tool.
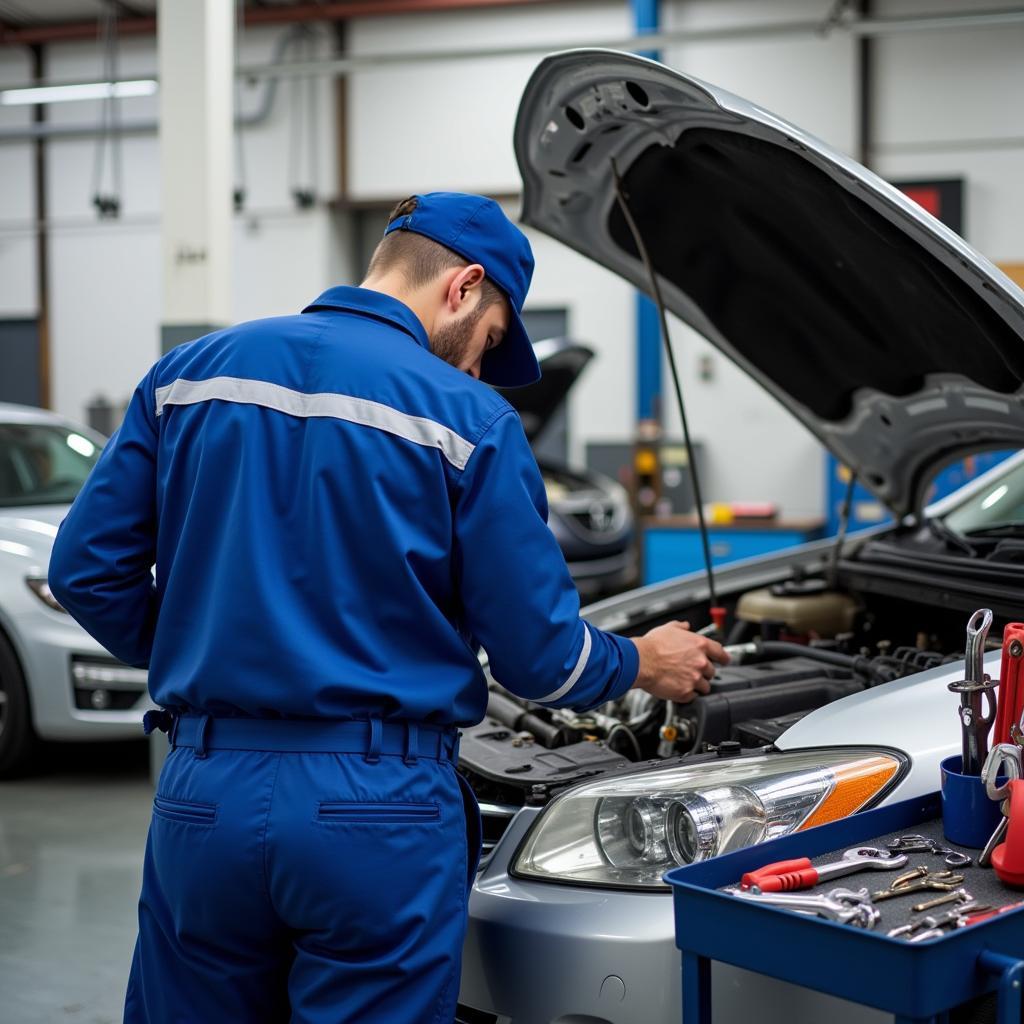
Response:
[991,778,1024,888]
[740,847,907,893]
[994,623,1024,745]
[961,902,1022,926]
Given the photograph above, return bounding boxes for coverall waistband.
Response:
[161,713,460,762]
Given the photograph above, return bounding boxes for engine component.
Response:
[744,640,884,680]
[736,581,859,638]
[731,711,810,747]
[485,691,576,748]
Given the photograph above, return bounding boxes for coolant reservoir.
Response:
[736,580,858,638]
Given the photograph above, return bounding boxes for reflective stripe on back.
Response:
[154,376,476,470]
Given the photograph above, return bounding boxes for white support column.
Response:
[158,0,234,354]
[153,0,233,780]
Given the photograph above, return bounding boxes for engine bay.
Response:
[459,571,973,811]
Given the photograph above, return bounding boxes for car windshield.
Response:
[0,421,102,508]
[942,453,1024,537]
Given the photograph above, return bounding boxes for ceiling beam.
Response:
[0,0,566,46]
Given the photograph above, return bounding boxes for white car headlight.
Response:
[513,748,906,889]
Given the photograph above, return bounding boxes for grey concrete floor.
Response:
[0,741,151,1024]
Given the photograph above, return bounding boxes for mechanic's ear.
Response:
[446,264,486,313]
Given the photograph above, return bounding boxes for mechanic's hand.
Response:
[630,621,730,704]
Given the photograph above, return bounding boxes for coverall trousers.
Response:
[124,717,481,1024]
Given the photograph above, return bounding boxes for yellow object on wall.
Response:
[998,263,1024,290]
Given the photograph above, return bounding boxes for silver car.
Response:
[456,51,1024,1023]
[0,403,149,775]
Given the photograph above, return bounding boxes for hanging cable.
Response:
[233,0,248,213]
[611,157,723,628]
[91,3,122,219]
[288,27,320,210]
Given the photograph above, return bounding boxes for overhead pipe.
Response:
[195,8,1024,83]
[5,3,1024,50]
[0,0,558,47]
[4,5,1024,142]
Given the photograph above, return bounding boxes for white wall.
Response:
[1,0,1022,518]
[871,0,1024,264]
[0,25,343,423]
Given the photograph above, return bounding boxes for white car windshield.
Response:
[943,453,1024,537]
[0,422,102,508]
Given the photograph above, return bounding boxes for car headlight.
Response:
[26,577,67,613]
[512,748,906,890]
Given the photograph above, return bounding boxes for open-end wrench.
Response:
[725,888,879,928]
[948,609,997,775]
[741,846,908,893]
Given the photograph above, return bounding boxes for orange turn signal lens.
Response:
[797,754,901,832]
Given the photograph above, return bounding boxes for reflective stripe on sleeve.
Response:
[154,376,475,470]
[534,624,592,706]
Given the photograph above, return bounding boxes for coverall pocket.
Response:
[315,800,440,824]
[152,794,218,826]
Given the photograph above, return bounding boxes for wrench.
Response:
[948,609,997,775]
[726,887,879,929]
[741,847,908,893]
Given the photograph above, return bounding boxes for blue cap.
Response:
[383,192,540,388]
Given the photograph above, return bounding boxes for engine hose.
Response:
[485,691,571,748]
[606,723,643,761]
[747,640,881,681]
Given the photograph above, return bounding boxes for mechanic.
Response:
[48,192,729,1024]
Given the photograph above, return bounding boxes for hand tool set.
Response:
[716,609,1024,941]
[667,608,1024,1024]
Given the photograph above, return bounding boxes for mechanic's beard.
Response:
[429,312,479,371]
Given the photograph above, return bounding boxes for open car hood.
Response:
[514,51,1024,517]
[500,337,594,441]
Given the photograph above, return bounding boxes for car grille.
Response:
[479,802,517,855]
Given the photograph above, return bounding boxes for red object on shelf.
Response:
[991,780,1024,888]
[994,623,1024,745]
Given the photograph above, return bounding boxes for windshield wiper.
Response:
[962,521,1024,539]
[926,517,978,556]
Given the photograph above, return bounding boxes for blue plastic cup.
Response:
[940,754,1005,848]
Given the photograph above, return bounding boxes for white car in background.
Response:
[0,403,149,775]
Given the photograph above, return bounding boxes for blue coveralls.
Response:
[48,286,640,1023]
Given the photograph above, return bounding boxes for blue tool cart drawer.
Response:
[642,518,825,585]
[666,793,1024,1024]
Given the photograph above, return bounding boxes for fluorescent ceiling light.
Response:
[0,79,157,106]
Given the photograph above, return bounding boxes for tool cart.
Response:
[667,793,1024,1024]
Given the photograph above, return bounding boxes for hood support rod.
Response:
[610,157,722,623]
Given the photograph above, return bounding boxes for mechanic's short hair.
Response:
[367,197,504,310]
